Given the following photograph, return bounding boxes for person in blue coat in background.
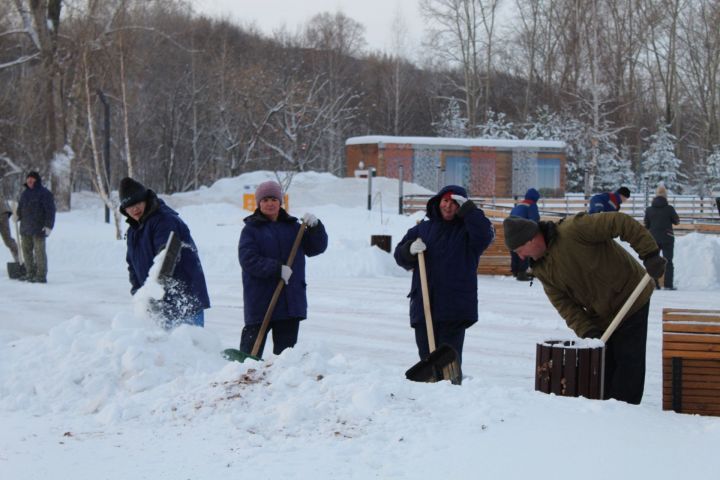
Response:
[238,180,328,357]
[508,188,540,281]
[394,185,495,369]
[588,187,631,214]
[17,171,56,283]
[119,177,210,329]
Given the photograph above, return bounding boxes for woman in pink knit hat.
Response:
[237,180,328,357]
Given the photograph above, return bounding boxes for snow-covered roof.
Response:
[346,135,566,150]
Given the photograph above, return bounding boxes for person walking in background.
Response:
[644,184,680,290]
[17,171,55,283]
[394,185,495,370]
[119,177,210,328]
[238,180,328,357]
[0,193,19,263]
[588,187,631,214]
[508,188,540,281]
[502,212,666,404]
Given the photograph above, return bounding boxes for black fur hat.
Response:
[119,177,149,209]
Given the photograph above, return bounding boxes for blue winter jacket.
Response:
[588,191,623,214]
[394,185,495,328]
[122,193,210,319]
[239,209,328,326]
[510,188,540,221]
[17,179,56,236]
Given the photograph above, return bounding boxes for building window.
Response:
[537,158,561,196]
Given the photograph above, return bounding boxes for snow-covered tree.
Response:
[641,123,684,192]
[476,109,518,139]
[706,146,720,195]
[595,144,635,192]
[522,105,564,140]
[433,98,468,137]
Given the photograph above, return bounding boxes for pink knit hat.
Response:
[255,181,282,205]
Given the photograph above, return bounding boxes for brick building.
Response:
[345,135,567,197]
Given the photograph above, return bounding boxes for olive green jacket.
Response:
[531,212,658,338]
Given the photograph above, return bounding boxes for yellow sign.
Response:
[243,193,289,212]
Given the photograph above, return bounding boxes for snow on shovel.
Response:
[404,250,462,385]
[223,221,307,363]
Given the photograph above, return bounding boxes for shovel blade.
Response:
[7,262,26,279]
[405,344,462,385]
[222,348,261,363]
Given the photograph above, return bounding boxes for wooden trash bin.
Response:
[370,235,391,253]
[535,340,604,400]
[662,308,720,416]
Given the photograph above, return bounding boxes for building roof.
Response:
[346,135,566,150]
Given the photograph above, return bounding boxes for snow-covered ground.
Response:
[1,171,719,479]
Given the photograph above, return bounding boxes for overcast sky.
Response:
[190,0,424,55]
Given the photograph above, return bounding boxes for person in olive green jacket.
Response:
[503,212,666,405]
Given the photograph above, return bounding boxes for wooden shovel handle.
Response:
[251,221,308,357]
[600,273,652,343]
[417,250,437,352]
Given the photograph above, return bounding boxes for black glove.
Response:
[643,253,667,279]
[583,328,604,339]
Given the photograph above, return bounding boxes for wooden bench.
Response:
[662,308,720,416]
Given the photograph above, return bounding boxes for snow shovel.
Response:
[596,273,652,399]
[405,250,462,385]
[7,213,25,280]
[223,221,307,363]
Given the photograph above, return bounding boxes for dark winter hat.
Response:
[255,181,283,205]
[503,216,539,250]
[616,187,631,198]
[119,177,149,209]
[26,171,41,182]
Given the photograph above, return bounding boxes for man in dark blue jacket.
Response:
[394,185,495,368]
[119,177,210,329]
[509,188,540,280]
[238,180,328,357]
[588,187,631,214]
[17,171,56,283]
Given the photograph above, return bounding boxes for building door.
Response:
[444,155,470,189]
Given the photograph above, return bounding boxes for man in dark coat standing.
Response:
[644,184,680,290]
[17,171,55,283]
[509,187,540,281]
[119,177,210,329]
[238,180,328,357]
[588,187,631,214]
[503,212,666,404]
[394,185,495,368]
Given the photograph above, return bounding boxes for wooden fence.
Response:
[401,194,720,276]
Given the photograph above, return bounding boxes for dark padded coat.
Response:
[510,188,540,221]
[122,192,210,318]
[530,212,658,338]
[238,208,328,326]
[394,185,495,328]
[644,196,679,244]
[588,191,623,214]
[17,178,56,236]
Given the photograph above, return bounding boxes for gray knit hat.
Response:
[503,216,539,250]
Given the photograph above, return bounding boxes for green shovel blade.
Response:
[222,348,261,363]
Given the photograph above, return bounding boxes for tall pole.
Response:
[367,167,375,210]
[97,90,111,223]
[398,165,404,214]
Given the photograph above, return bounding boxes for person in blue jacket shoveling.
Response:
[226,180,328,362]
[119,177,210,329]
[394,185,495,384]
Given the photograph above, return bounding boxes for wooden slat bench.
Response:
[662,308,720,416]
